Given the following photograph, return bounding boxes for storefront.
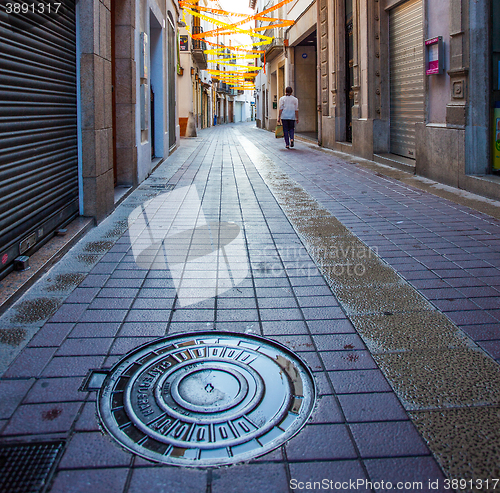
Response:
[0,2,79,279]
[492,0,500,173]
[389,0,425,159]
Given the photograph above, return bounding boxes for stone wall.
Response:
[114,0,137,187]
[79,0,114,221]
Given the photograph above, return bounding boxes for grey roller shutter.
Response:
[389,0,424,159]
[0,1,78,278]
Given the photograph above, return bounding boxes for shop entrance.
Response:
[491,0,500,173]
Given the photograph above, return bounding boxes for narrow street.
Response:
[1,122,500,492]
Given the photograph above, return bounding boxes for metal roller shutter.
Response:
[0,1,78,278]
[389,0,424,159]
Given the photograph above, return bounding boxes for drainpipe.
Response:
[316,0,322,146]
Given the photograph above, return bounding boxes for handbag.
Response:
[275,124,284,138]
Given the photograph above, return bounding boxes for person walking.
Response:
[278,86,299,149]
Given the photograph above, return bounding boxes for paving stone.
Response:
[258,307,302,321]
[477,340,500,359]
[48,304,88,323]
[328,369,393,394]
[78,275,110,288]
[289,461,370,492]
[98,287,140,298]
[126,310,172,323]
[58,432,132,468]
[313,333,366,351]
[349,421,430,458]
[267,334,315,352]
[74,401,100,432]
[3,347,57,378]
[261,320,309,335]
[28,323,74,347]
[257,297,298,309]
[110,337,158,355]
[321,350,378,372]
[296,295,339,308]
[217,308,259,322]
[0,379,34,419]
[90,263,118,275]
[217,297,257,309]
[306,319,356,334]
[364,457,447,492]
[171,309,213,322]
[308,395,344,424]
[2,401,82,436]
[88,298,135,310]
[65,288,100,304]
[42,356,105,378]
[129,467,207,493]
[446,310,498,326]
[461,323,500,341]
[80,309,128,323]
[69,322,122,338]
[118,322,167,337]
[212,463,289,493]
[23,377,87,404]
[338,392,408,423]
[301,306,346,320]
[50,468,129,493]
[286,424,357,461]
[56,337,113,357]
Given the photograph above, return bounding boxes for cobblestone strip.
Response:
[235,130,500,484]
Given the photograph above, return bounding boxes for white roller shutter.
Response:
[389,0,424,159]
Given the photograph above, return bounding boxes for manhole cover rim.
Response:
[95,331,316,467]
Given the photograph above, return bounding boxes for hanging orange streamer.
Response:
[179,0,296,90]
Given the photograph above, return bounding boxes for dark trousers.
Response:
[282,119,295,146]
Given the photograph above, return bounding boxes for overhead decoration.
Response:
[179,0,296,91]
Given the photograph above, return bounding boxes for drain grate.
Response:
[0,441,65,493]
[92,332,316,466]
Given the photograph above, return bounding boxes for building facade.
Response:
[0,0,180,279]
[253,0,500,201]
[178,1,256,135]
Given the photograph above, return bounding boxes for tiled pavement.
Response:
[1,122,500,492]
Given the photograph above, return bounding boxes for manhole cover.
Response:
[93,332,316,466]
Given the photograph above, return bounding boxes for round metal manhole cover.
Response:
[96,332,316,466]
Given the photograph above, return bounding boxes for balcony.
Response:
[261,37,284,63]
[192,26,208,70]
[216,83,238,95]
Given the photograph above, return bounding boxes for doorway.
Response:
[491,0,500,173]
[149,11,164,159]
[345,0,354,143]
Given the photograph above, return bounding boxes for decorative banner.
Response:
[179,0,296,90]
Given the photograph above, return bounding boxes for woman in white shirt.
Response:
[278,86,299,149]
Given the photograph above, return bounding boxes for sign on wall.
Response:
[180,35,189,52]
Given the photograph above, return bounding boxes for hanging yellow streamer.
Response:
[179,0,296,90]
